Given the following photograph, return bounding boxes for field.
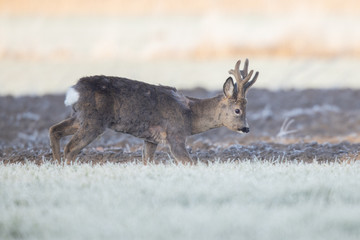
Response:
[2,88,360,239]
[1,0,360,239]
[1,161,360,240]
[2,87,360,163]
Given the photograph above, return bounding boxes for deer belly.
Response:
[148,126,167,142]
[109,121,166,143]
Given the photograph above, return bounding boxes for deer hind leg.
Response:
[64,122,105,164]
[142,141,158,165]
[49,117,79,163]
[167,136,193,165]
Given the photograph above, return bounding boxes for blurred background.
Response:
[0,0,359,95]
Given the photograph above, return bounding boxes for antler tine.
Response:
[240,58,249,78]
[228,60,243,87]
[244,71,259,92]
[244,70,254,83]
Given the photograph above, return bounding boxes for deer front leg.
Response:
[49,117,79,163]
[167,136,193,165]
[142,141,158,165]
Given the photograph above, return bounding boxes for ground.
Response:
[1,88,360,164]
[2,87,360,240]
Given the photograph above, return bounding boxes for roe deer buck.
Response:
[49,59,259,164]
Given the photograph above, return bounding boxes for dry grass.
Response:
[1,0,359,15]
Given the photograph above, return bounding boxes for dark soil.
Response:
[1,88,360,164]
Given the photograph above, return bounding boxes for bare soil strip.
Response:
[1,88,360,164]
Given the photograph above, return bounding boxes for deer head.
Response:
[221,59,259,133]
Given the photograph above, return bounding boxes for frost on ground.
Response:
[0,161,360,240]
[1,88,360,240]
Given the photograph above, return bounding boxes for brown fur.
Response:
[49,59,259,164]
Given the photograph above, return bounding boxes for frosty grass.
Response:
[1,160,360,240]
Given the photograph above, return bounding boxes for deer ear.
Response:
[223,77,235,98]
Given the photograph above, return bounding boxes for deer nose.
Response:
[239,127,250,133]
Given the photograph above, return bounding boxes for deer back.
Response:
[71,76,192,140]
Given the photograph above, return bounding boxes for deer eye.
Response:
[235,109,241,114]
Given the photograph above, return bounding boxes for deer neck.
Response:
[189,95,224,134]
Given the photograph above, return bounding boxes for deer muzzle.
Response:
[238,127,250,133]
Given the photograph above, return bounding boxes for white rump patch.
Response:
[64,87,79,106]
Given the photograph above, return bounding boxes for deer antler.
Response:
[228,59,259,98]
